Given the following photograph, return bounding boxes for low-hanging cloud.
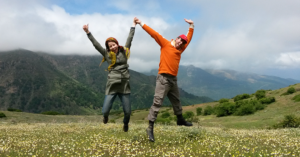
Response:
[0,0,172,72]
[180,0,300,76]
[1,0,300,79]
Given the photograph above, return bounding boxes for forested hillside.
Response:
[0,50,213,114]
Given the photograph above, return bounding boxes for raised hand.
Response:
[134,17,142,24]
[83,24,90,34]
[184,19,194,25]
[132,17,137,27]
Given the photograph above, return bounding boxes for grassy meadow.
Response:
[0,83,300,156]
[0,123,299,156]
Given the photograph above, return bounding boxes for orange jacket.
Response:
[142,24,194,76]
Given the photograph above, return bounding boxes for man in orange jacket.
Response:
[135,17,194,142]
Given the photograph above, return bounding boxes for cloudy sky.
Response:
[1,0,300,80]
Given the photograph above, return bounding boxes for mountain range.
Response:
[0,49,212,114]
[145,66,300,100]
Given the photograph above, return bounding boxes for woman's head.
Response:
[105,37,119,53]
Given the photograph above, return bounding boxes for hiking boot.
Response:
[177,120,193,126]
[146,121,155,142]
[123,124,129,132]
[103,116,108,124]
[177,114,193,126]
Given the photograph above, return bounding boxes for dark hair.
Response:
[177,37,187,44]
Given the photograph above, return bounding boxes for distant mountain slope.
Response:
[205,68,300,90]
[0,50,212,114]
[0,50,103,114]
[144,65,299,100]
[39,52,213,109]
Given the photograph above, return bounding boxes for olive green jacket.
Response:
[87,27,135,95]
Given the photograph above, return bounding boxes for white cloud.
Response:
[179,0,300,76]
[0,1,170,72]
[0,0,300,79]
[275,52,300,68]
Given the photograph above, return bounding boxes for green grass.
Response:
[0,84,300,156]
[0,111,103,124]
[126,83,300,129]
[0,123,299,156]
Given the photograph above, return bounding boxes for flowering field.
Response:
[0,123,299,156]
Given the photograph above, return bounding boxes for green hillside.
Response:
[0,50,212,114]
[0,50,103,115]
[127,83,300,129]
[38,51,213,109]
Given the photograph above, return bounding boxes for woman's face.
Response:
[108,41,119,53]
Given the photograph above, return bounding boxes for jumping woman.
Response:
[83,18,136,132]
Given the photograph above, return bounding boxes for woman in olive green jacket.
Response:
[83,18,136,132]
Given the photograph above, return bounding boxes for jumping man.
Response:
[134,17,194,142]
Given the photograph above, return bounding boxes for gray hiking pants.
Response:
[148,73,182,122]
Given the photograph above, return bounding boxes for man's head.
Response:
[175,34,188,50]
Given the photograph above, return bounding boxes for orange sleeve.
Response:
[142,24,169,47]
[182,27,194,52]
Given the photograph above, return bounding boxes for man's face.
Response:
[108,41,119,53]
[175,37,186,50]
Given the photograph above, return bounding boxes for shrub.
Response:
[7,108,22,112]
[259,97,275,104]
[183,111,195,120]
[196,107,202,116]
[219,98,229,103]
[0,112,6,118]
[235,104,255,116]
[203,106,214,116]
[292,94,300,102]
[41,111,61,115]
[234,99,265,114]
[253,101,265,111]
[287,87,296,94]
[234,100,256,116]
[234,94,250,102]
[281,87,296,96]
[161,112,171,118]
[273,114,300,128]
[215,102,236,117]
[255,90,266,100]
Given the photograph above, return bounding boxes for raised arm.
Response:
[124,17,137,49]
[135,17,169,47]
[83,24,106,56]
[182,19,194,51]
